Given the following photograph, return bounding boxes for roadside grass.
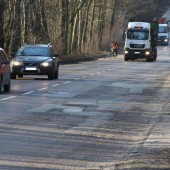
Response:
[60,52,110,64]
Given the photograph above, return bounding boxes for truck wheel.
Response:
[151,55,155,62]
[154,49,157,61]
[154,54,157,61]
[147,57,154,62]
[153,56,156,61]
[124,57,128,61]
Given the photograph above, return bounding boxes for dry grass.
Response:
[60,53,109,64]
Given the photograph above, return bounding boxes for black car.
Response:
[10,43,60,80]
[0,48,11,93]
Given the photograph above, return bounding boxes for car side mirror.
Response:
[54,54,59,57]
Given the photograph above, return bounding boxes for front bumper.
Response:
[124,49,152,59]
[158,38,169,45]
[11,65,54,75]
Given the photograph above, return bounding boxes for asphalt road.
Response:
[0,45,170,170]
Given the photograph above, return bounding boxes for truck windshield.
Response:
[127,30,149,40]
[159,26,168,33]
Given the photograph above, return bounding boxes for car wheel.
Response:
[0,81,2,94]
[18,74,23,78]
[4,80,10,92]
[11,73,17,79]
[48,71,54,80]
[147,57,154,62]
[54,67,59,79]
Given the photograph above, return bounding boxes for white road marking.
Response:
[38,87,48,91]
[21,91,34,95]
[63,81,71,84]
[75,78,80,80]
[51,84,60,87]
[1,96,16,101]
[83,76,87,78]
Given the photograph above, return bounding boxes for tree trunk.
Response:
[82,0,92,52]
[0,0,5,48]
[61,0,69,54]
[11,0,21,53]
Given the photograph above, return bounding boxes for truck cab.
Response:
[124,21,158,62]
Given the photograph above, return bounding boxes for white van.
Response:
[158,24,169,45]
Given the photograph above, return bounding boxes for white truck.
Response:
[158,23,169,45]
[124,21,158,62]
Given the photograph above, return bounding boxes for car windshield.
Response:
[159,26,168,33]
[127,30,149,40]
[17,47,50,56]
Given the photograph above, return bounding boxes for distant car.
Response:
[10,43,60,80]
[158,24,169,46]
[0,48,11,93]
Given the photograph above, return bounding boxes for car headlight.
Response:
[145,51,150,55]
[125,50,129,54]
[164,39,168,42]
[40,62,52,67]
[11,61,23,66]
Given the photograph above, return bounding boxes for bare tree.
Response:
[2,0,158,56]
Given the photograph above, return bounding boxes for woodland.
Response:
[0,0,162,58]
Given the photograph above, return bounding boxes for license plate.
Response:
[135,52,140,54]
[25,67,37,71]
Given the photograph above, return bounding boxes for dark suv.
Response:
[10,44,60,80]
[0,48,11,93]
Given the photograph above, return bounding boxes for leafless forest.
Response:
[0,0,160,56]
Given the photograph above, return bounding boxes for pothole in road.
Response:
[27,104,84,114]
